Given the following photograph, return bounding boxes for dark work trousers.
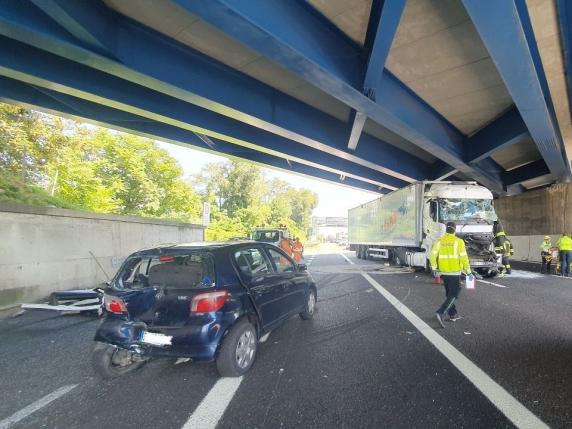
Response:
[501,255,511,274]
[437,275,461,317]
[560,250,572,276]
[541,252,552,274]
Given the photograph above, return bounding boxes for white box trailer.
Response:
[348,181,500,276]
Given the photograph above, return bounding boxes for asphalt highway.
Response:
[1,251,571,428]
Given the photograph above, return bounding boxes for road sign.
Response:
[202,202,211,226]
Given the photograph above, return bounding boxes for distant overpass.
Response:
[0,0,571,195]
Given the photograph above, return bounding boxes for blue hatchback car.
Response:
[92,241,317,378]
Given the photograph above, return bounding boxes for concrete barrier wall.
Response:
[495,183,572,262]
[0,204,204,308]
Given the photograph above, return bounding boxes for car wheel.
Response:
[216,320,257,377]
[300,288,317,320]
[91,342,146,379]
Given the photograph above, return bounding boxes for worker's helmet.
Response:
[544,235,550,240]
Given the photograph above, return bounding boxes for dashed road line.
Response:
[477,279,507,288]
[181,377,243,429]
[362,273,547,429]
[341,253,354,265]
[0,384,78,429]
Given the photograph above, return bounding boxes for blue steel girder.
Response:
[0,77,386,194]
[347,0,405,150]
[464,107,530,164]
[557,0,572,125]
[430,160,458,181]
[463,0,572,181]
[0,41,407,191]
[29,0,116,56]
[504,159,551,187]
[0,0,427,185]
[174,0,506,193]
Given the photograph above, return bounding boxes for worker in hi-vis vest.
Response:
[430,221,472,329]
[557,233,572,277]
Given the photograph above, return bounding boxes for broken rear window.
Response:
[114,253,215,290]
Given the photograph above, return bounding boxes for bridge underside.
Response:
[0,0,571,195]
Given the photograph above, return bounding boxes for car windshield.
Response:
[114,252,215,290]
[438,198,497,223]
[253,230,280,242]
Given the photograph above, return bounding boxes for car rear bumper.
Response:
[94,314,238,361]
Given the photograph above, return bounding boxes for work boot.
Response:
[506,269,511,274]
[435,313,445,329]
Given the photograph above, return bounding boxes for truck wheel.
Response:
[91,342,145,379]
[357,246,363,259]
[216,320,257,377]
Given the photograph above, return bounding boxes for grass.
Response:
[0,174,77,209]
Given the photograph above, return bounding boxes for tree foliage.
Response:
[0,103,201,222]
[193,161,318,241]
[1,102,318,240]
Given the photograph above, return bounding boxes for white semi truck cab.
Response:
[348,181,500,277]
[423,182,498,275]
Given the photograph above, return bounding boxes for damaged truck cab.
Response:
[423,183,499,276]
[349,181,500,277]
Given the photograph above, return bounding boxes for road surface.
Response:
[1,251,571,428]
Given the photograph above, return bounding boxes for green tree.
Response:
[194,159,318,242]
[0,103,202,223]
[0,103,68,184]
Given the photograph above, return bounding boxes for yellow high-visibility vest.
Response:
[557,235,572,251]
[430,233,471,275]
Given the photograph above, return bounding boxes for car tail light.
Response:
[190,290,228,313]
[104,295,127,314]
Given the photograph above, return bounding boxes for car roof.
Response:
[131,240,273,256]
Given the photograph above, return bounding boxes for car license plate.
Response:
[141,331,172,346]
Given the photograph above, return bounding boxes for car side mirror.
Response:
[297,264,308,272]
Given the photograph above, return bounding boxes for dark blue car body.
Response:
[94,241,316,363]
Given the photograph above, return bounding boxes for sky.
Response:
[156,141,377,218]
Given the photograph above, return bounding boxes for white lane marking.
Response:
[361,273,548,429]
[182,377,243,429]
[505,270,543,279]
[477,279,507,288]
[551,274,572,281]
[341,253,354,265]
[0,384,77,429]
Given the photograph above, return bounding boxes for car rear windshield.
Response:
[114,252,215,290]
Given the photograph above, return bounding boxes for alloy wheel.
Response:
[235,329,256,369]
